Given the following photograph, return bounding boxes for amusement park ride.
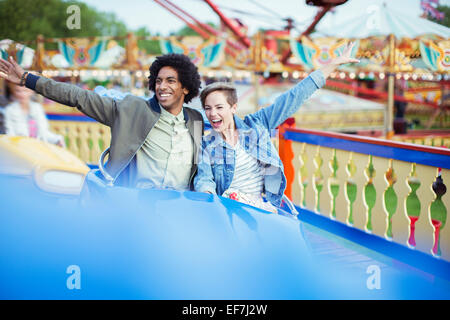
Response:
[0,0,450,300]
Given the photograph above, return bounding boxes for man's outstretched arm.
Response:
[0,57,117,127]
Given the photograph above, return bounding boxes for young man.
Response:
[0,54,204,189]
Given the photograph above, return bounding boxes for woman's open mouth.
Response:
[210,119,222,129]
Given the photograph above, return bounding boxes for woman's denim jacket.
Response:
[194,70,325,207]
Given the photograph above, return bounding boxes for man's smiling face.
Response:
[155,66,188,115]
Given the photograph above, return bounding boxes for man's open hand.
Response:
[0,57,25,85]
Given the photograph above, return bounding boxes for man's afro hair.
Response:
[148,53,201,104]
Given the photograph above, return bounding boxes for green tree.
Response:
[425,5,450,28]
[135,26,162,55]
[0,0,128,45]
[171,22,218,37]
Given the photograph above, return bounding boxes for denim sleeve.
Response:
[246,70,325,129]
[194,140,217,194]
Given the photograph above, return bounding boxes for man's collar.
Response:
[148,95,189,121]
[148,95,161,113]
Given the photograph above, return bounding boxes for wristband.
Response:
[20,71,29,86]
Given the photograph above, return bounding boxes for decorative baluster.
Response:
[367,157,389,237]
[99,125,111,152]
[345,152,357,225]
[304,144,318,211]
[328,149,340,219]
[414,164,437,255]
[424,137,433,146]
[90,124,102,164]
[78,123,90,163]
[334,149,350,224]
[63,121,71,148]
[319,146,334,218]
[313,146,324,212]
[291,142,304,207]
[439,169,449,260]
[434,137,442,147]
[67,123,79,157]
[391,161,413,246]
[49,121,62,138]
[430,170,447,257]
[382,159,398,239]
[352,152,370,232]
[52,121,68,147]
[444,138,450,148]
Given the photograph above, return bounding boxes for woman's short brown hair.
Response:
[200,82,238,108]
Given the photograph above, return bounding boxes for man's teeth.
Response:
[211,119,221,123]
[160,93,171,97]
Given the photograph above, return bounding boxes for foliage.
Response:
[135,26,162,55]
[170,22,218,37]
[0,0,128,45]
[424,5,450,28]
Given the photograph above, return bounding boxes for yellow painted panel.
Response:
[90,126,102,165]
[78,124,91,163]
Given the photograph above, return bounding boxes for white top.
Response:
[227,141,264,195]
[3,100,64,145]
[133,106,194,190]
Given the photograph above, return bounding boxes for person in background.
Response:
[2,82,64,146]
[0,94,8,134]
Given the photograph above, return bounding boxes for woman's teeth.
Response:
[211,119,222,127]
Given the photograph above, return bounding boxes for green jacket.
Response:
[27,75,204,188]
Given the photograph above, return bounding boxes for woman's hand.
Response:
[331,41,360,66]
[319,41,360,79]
[0,57,26,85]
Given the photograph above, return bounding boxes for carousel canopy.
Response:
[314,3,450,38]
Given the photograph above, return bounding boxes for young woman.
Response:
[194,43,359,212]
[3,82,64,146]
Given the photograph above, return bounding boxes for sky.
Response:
[80,0,450,36]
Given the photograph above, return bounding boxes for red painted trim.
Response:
[47,112,88,117]
[325,80,444,109]
[279,122,295,200]
[394,129,450,138]
[154,0,210,39]
[285,127,450,156]
[204,0,251,48]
